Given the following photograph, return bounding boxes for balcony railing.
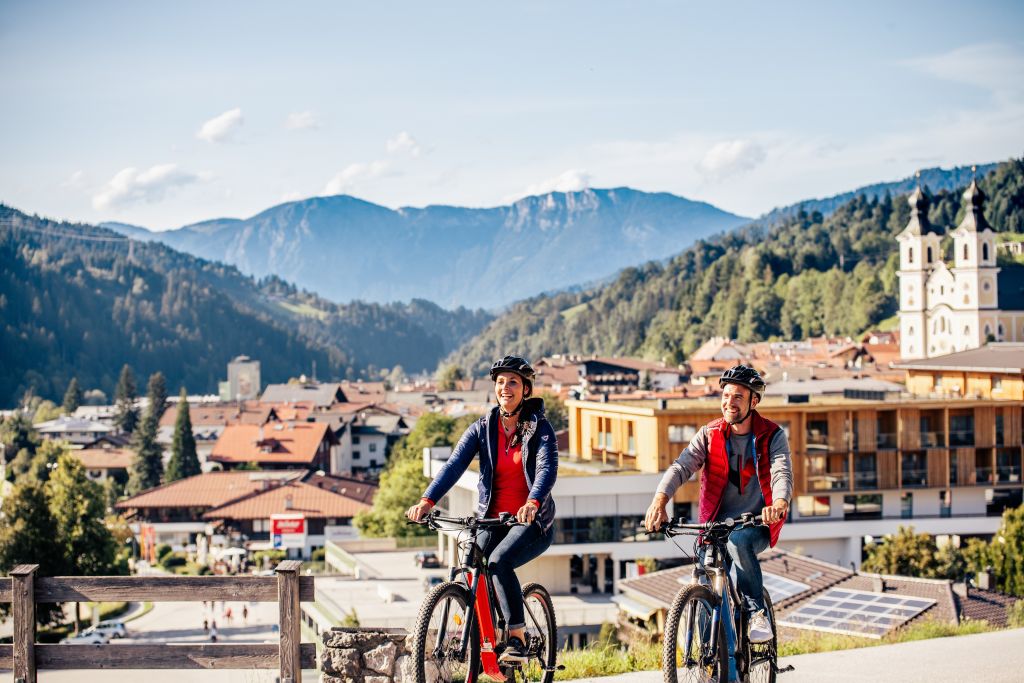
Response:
[901,468,929,487]
[920,432,945,448]
[949,430,975,447]
[976,467,994,485]
[876,433,898,449]
[808,471,849,491]
[995,466,1021,484]
[853,471,878,489]
[1,562,315,683]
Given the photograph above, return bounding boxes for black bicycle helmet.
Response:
[719,364,766,400]
[489,355,536,391]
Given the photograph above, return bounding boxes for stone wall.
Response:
[320,627,415,683]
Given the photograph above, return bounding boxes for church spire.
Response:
[957,166,990,233]
[903,171,936,236]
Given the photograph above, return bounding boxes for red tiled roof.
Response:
[202,480,372,520]
[114,471,301,510]
[73,448,134,470]
[957,586,1017,627]
[209,422,334,464]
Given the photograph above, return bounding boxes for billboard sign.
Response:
[271,513,307,549]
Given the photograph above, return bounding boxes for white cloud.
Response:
[322,161,391,195]
[904,43,1024,101]
[386,131,421,157]
[62,170,85,188]
[92,163,206,210]
[197,107,243,143]
[516,169,592,198]
[285,111,319,130]
[697,139,766,179]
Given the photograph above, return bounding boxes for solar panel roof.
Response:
[779,588,934,638]
[762,572,811,602]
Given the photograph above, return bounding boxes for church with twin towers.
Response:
[898,173,1024,360]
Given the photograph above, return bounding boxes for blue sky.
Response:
[2,1,1022,230]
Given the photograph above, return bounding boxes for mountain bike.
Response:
[661,512,793,683]
[409,511,561,683]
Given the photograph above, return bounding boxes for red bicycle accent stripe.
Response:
[468,569,507,680]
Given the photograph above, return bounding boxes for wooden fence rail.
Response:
[0,560,316,683]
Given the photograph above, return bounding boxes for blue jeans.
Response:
[476,522,553,630]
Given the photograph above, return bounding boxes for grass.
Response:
[555,642,661,680]
[553,618,1000,679]
[560,302,589,321]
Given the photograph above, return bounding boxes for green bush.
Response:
[253,549,286,568]
[155,543,173,561]
[311,547,326,562]
[159,553,187,569]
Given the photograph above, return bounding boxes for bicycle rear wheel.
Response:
[521,582,557,683]
[411,581,481,683]
[745,589,777,683]
[663,584,728,683]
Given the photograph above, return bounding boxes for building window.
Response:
[939,490,952,518]
[964,244,969,260]
[353,436,361,444]
[797,495,830,518]
[843,494,882,520]
[949,414,974,447]
[353,450,360,459]
[927,246,933,263]
[908,247,914,264]
[668,425,697,443]
[626,421,636,454]
[900,492,913,519]
[901,452,928,487]
[369,443,377,453]
[983,243,989,261]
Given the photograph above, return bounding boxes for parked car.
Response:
[60,631,108,645]
[84,620,128,639]
[414,551,441,568]
[423,575,446,591]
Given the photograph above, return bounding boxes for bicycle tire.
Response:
[411,581,481,683]
[745,589,777,683]
[521,582,558,683]
[663,583,729,683]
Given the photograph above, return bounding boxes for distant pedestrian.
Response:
[210,626,218,643]
[203,618,209,633]
[225,607,233,624]
[242,605,248,624]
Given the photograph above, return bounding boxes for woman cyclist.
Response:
[406,355,558,661]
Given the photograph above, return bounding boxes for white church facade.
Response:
[898,178,1024,360]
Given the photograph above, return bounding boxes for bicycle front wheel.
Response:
[521,582,557,683]
[663,583,729,683]
[411,581,480,683]
[745,589,777,683]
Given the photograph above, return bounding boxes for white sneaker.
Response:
[748,610,772,644]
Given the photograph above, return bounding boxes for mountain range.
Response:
[104,189,750,309]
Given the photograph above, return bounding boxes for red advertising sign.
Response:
[271,516,305,535]
[270,513,307,549]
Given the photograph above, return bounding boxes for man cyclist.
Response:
[644,364,792,656]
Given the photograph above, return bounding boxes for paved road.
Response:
[571,628,1024,683]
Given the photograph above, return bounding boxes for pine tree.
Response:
[62,377,82,414]
[145,372,168,423]
[166,388,200,482]
[113,365,139,434]
[127,413,163,495]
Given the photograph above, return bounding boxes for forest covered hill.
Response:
[446,159,1024,374]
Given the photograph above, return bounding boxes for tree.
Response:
[862,526,940,578]
[32,400,62,424]
[165,389,200,482]
[537,392,568,432]
[113,364,139,435]
[0,413,39,462]
[355,412,480,538]
[145,372,169,423]
[437,364,466,392]
[62,377,83,414]
[0,480,67,626]
[965,504,1024,596]
[46,453,120,576]
[127,413,163,495]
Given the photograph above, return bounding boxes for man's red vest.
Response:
[698,411,785,547]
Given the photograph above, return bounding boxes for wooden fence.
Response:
[0,560,316,683]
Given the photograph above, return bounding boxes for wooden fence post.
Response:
[11,564,39,683]
[276,560,303,683]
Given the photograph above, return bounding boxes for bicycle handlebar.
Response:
[661,511,766,536]
[406,510,524,530]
